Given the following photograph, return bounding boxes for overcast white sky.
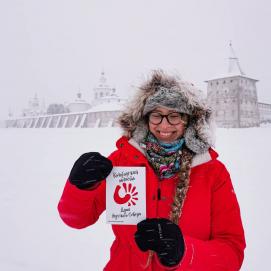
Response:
[0,0,271,119]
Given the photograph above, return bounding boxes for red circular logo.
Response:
[113,183,138,206]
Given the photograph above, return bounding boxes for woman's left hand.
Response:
[134,218,185,267]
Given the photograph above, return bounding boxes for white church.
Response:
[5,72,127,128]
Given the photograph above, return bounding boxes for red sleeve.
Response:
[57,180,106,229]
[57,150,120,229]
[159,163,246,271]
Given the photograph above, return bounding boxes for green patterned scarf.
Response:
[141,132,185,179]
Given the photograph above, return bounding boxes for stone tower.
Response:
[206,43,260,128]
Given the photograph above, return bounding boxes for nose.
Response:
[159,116,172,127]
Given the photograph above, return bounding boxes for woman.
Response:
[58,70,246,270]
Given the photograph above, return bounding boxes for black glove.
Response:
[135,218,185,267]
[69,152,113,190]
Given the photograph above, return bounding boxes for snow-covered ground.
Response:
[0,127,270,270]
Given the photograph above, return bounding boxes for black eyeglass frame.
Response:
[148,112,188,125]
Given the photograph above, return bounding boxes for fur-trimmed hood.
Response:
[118,70,215,154]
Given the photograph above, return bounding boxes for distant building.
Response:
[93,71,121,105]
[66,92,91,113]
[206,43,265,128]
[5,72,127,128]
[22,93,46,117]
[258,102,271,123]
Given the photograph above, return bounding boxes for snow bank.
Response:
[0,127,270,270]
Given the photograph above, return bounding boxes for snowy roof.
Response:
[228,42,245,75]
[205,74,258,82]
[67,101,90,106]
[88,101,125,112]
[205,43,259,82]
[7,103,124,120]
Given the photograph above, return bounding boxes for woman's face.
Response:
[148,107,187,143]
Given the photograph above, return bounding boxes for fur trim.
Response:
[191,151,212,168]
[118,70,215,154]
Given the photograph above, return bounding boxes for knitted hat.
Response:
[143,86,192,116]
[118,70,215,154]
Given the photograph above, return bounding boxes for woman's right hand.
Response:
[69,152,113,190]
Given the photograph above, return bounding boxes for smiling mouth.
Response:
[158,131,176,137]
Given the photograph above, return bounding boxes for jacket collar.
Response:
[116,136,218,168]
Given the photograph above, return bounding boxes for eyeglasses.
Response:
[148,112,188,125]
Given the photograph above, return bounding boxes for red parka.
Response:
[58,136,246,271]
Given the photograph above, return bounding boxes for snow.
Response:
[88,101,125,112]
[0,127,270,270]
[205,74,258,82]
